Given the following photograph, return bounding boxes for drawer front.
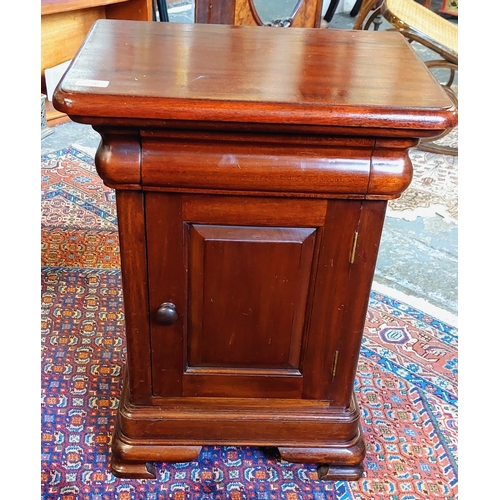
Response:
[141,136,371,197]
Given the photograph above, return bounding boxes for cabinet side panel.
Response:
[115,190,152,404]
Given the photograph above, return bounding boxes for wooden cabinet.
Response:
[53,20,457,481]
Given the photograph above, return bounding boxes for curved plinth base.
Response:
[278,431,365,481]
[110,377,366,480]
[110,457,157,479]
[111,428,202,479]
[110,428,365,481]
[317,464,364,480]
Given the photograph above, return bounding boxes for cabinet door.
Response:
[146,193,363,400]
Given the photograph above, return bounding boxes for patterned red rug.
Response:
[41,147,458,499]
[388,128,458,224]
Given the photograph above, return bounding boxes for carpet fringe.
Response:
[372,280,458,327]
[386,204,457,224]
[72,143,98,157]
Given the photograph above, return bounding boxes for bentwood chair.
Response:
[323,0,430,23]
[353,0,458,155]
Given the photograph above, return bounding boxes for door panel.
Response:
[183,223,316,397]
[188,224,316,369]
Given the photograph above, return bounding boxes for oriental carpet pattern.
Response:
[41,147,458,499]
[387,130,458,224]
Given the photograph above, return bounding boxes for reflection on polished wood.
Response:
[53,20,457,480]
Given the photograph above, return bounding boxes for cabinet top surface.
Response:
[53,19,456,131]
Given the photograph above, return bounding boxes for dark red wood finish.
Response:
[53,20,457,480]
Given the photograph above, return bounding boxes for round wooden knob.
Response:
[156,302,178,325]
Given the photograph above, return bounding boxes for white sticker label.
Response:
[75,79,110,88]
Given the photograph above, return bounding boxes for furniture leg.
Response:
[278,432,366,480]
[111,424,202,479]
[350,0,365,17]
[323,0,342,22]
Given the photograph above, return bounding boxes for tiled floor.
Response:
[41,2,458,317]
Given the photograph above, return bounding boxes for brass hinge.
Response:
[349,230,359,264]
[331,350,339,380]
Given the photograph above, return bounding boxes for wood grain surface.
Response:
[53,20,457,132]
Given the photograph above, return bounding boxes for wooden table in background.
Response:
[41,0,152,124]
[53,20,457,480]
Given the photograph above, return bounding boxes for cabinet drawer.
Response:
[141,137,372,197]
